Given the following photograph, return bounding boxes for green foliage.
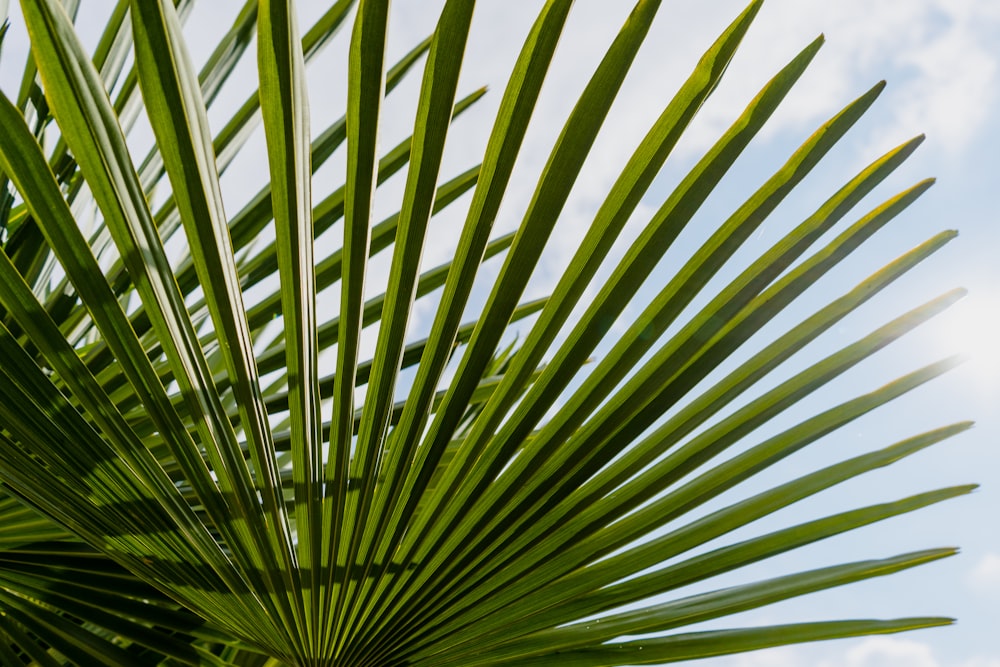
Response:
[0,0,972,664]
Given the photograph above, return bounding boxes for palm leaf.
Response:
[0,0,974,664]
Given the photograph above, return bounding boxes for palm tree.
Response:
[0,0,974,664]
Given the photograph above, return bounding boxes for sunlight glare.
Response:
[931,291,1000,397]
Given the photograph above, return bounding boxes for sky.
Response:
[1,1,998,665]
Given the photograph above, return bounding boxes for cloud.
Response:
[690,0,1000,160]
[679,638,938,667]
[677,638,1000,667]
[967,553,1000,592]
[700,646,802,667]
[818,637,939,667]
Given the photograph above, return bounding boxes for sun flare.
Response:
[932,291,1000,395]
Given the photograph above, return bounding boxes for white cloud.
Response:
[677,0,1000,159]
[705,646,802,667]
[819,637,939,667]
[967,553,1000,592]
[960,660,1000,667]
[672,638,1000,667]
[675,639,938,667]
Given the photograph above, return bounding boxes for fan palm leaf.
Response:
[0,0,973,664]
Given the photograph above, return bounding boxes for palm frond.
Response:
[0,0,974,664]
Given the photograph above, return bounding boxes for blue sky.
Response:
[2,1,998,665]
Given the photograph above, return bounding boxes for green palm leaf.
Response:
[0,0,974,664]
